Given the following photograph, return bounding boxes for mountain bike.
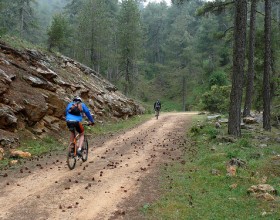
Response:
[67,124,89,170]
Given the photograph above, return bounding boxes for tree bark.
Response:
[243,0,257,117]
[228,0,247,137]
[263,0,271,131]
[182,76,186,111]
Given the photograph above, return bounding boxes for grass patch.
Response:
[1,34,47,52]
[18,136,63,156]
[147,116,280,219]
[87,114,152,135]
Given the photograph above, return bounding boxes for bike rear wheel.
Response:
[81,137,89,162]
[67,143,76,170]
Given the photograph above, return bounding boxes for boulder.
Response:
[34,66,58,81]
[219,118,228,123]
[0,104,17,131]
[0,69,13,95]
[226,165,237,176]
[0,129,19,149]
[46,94,66,118]
[256,193,275,201]
[215,122,221,128]
[23,98,48,125]
[0,147,4,160]
[10,150,31,158]
[9,160,18,166]
[247,184,277,195]
[207,115,221,120]
[243,117,258,124]
[23,74,56,92]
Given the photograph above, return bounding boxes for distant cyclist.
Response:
[154,99,161,118]
[65,96,94,156]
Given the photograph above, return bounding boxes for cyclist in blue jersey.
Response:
[65,96,94,156]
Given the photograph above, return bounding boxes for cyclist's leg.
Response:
[66,121,76,143]
[75,122,85,150]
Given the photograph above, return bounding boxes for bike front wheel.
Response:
[67,143,76,170]
[81,138,89,162]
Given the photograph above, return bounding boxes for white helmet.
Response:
[73,96,82,102]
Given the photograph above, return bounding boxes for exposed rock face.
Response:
[0,41,144,150]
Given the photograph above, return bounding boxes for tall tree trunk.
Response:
[182,76,186,111]
[20,1,24,38]
[228,0,247,137]
[243,0,257,117]
[124,58,130,96]
[263,0,271,131]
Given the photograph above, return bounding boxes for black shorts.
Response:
[66,121,84,134]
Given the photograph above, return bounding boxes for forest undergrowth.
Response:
[147,115,280,219]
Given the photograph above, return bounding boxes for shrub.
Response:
[200,85,231,113]
[209,70,229,87]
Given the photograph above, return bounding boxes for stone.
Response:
[256,193,275,201]
[0,104,17,131]
[9,160,18,166]
[243,117,258,124]
[23,99,48,125]
[219,118,228,123]
[10,150,31,158]
[226,165,237,176]
[0,147,4,160]
[0,130,20,148]
[211,169,220,175]
[35,66,58,80]
[215,122,221,128]
[23,75,56,92]
[247,184,277,195]
[259,144,267,148]
[207,115,221,120]
[229,183,238,190]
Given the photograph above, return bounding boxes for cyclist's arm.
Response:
[82,104,94,123]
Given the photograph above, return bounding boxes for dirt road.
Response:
[0,112,195,220]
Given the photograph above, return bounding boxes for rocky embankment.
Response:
[0,41,144,157]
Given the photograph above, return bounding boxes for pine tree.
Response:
[118,0,143,95]
[263,0,272,131]
[228,0,247,137]
[243,0,257,117]
[47,13,69,52]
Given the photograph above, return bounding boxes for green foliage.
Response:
[200,85,231,113]
[209,70,229,87]
[47,13,70,52]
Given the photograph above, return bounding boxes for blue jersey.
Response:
[65,102,94,123]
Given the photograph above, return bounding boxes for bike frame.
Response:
[71,132,80,156]
[69,123,89,156]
